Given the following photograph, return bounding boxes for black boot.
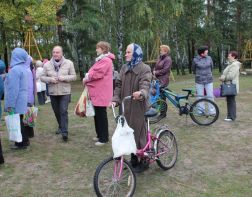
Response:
[0,140,4,164]
[133,158,149,173]
[130,154,139,168]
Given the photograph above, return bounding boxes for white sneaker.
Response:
[45,99,51,103]
[224,118,233,122]
[92,137,99,142]
[95,142,107,146]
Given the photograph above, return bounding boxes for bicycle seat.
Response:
[144,108,158,118]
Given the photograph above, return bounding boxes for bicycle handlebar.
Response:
[111,95,133,118]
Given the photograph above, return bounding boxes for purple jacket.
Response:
[25,56,36,105]
[154,54,172,87]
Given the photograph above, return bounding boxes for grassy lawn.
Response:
[0,70,251,197]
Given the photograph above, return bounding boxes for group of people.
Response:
[192,46,240,121]
[0,42,240,173]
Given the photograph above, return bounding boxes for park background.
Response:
[0,0,252,196]
[0,0,252,75]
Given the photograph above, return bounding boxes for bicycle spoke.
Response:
[155,130,178,170]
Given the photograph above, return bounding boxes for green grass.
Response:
[0,70,252,196]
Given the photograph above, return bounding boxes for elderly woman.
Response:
[5,48,29,149]
[83,41,115,146]
[112,43,152,173]
[219,51,240,121]
[154,45,172,88]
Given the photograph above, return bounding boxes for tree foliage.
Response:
[1,0,252,74]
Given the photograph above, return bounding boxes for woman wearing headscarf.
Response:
[112,43,152,172]
[4,48,29,149]
[83,41,115,146]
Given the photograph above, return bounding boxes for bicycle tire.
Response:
[155,130,178,170]
[149,99,168,124]
[189,98,219,126]
[93,156,136,197]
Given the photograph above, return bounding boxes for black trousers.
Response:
[226,95,236,120]
[94,106,109,143]
[0,138,4,164]
[15,115,30,147]
[50,95,71,134]
[37,91,46,105]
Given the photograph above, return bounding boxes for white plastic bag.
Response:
[112,116,137,158]
[86,98,95,117]
[5,114,22,142]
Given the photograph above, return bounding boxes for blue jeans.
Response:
[195,83,215,114]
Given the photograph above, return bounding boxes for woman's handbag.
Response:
[75,86,95,117]
[5,114,22,142]
[220,82,237,97]
[112,116,137,158]
[75,87,88,117]
[23,106,38,127]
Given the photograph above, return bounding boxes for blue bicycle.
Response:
[149,80,219,126]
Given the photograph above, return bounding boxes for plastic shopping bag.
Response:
[74,87,88,117]
[5,114,22,142]
[23,106,38,127]
[86,98,95,117]
[112,116,137,158]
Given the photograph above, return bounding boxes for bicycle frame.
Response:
[161,88,188,109]
[112,97,172,179]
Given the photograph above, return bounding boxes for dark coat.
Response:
[154,54,172,88]
[113,62,152,149]
[192,55,213,84]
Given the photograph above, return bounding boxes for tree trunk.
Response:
[217,46,221,73]
[2,28,8,71]
[187,39,192,74]
[116,0,124,69]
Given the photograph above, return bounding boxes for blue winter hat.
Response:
[0,59,6,74]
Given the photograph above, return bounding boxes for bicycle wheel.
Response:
[93,156,136,197]
[149,99,168,124]
[189,98,219,126]
[155,130,178,170]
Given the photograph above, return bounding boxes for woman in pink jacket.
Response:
[83,41,115,146]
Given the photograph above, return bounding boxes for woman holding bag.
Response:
[4,48,29,149]
[82,41,115,146]
[219,51,241,122]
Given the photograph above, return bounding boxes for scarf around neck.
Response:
[52,57,64,72]
[95,53,110,62]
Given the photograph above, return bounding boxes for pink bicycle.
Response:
[93,96,178,197]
